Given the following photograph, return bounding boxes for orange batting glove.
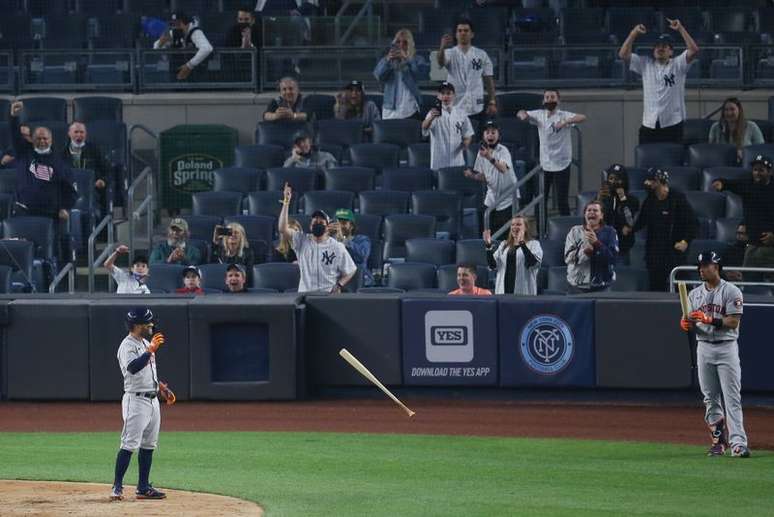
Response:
[680,318,693,331]
[148,332,165,354]
[689,310,713,324]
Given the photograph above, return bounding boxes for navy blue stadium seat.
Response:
[73,96,123,123]
[358,286,404,294]
[708,9,750,33]
[742,144,774,168]
[407,143,431,168]
[303,190,354,216]
[316,119,364,147]
[224,215,276,249]
[19,97,67,124]
[191,191,243,217]
[184,215,221,241]
[547,216,583,241]
[354,213,382,241]
[247,287,279,294]
[252,262,300,292]
[715,217,742,243]
[359,190,409,217]
[495,92,543,113]
[684,191,726,220]
[0,239,34,292]
[255,121,311,149]
[405,238,455,267]
[635,143,685,168]
[547,266,569,294]
[247,191,297,218]
[411,190,462,239]
[607,7,659,42]
[323,167,375,195]
[199,263,231,291]
[456,239,488,268]
[84,121,126,169]
[383,214,436,260]
[575,191,598,217]
[540,238,565,268]
[437,264,490,292]
[688,143,738,169]
[0,264,12,293]
[387,262,436,291]
[145,263,185,293]
[214,167,262,193]
[682,118,714,146]
[609,267,649,292]
[265,167,319,194]
[382,167,434,192]
[724,191,744,219]
[304,94,336,121]
[0,193,13,221]
[90,13,140,48]
[372,119,421,148]
[348,143,400,174]
[494,118,538,161]
[235,144,286,170]
[662,166,700,191]
[701,167,749,191]
[3,216,55,260]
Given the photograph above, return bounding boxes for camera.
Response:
[215,226,233,237]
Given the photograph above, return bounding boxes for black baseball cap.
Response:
[751,154,773,169]
[482,120,499,131]
[182,265,201,278]
[647,167,669,183]
[344,80,363,91]
[438,81,455,93]
[605,163,626,176]
[170,11,191,23]
[655,34,674,48]
[226,263,246,275]
[310,210,330,223]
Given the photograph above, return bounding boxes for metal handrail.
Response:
[127,166,154,263]
[572,125,583,195]
[127,124,159,224]
[87,214,114,293]
[669,266,774,292]
[484,162,546,241]
[48,262,75,294]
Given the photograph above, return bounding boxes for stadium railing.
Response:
[138,48,256,92]
[669,266,774,292]
[18,49,134,92]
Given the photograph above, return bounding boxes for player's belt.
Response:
[698,339,734,344]
[132,391,157,399]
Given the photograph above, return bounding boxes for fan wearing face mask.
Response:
[61,121,111,213]
[9,100,76,261]
[104,244,151,294]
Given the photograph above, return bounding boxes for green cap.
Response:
[335,208,355,221]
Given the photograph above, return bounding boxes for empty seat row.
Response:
[634,143,774,169]
[0,96,123,124]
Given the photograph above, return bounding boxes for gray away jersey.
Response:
[117,334,158,392]
[688,279,743,342]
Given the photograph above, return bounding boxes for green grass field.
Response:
[1,432,772,516]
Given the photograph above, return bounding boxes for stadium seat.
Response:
[3,216,55,260]
[383,214,436,260]
[359,190,409,216]
[495,118,538,160]
[0,121,10,150]
[234,144,286,170]
[213,167,262,193]
[495,92,543,113]
[252,262,300,291]
[752,119,773,143]
[324,167,375,195]
[684,191,726,220]
[184,215,221,241]
[85,120,127,168]
[358,286,404,294]
[411,190,462,239]
[609,267,649,292]
[663,166,700,191]
[625,167,649,191]
[437,264,490,292]
[19,97,67,124]
[0,169,16,194]
[701,167,749,191]
[547,266,569,294]
[265,167,319,194]
[0,239,34,292]
[634,143,685,168]
[72,96,123,122]
[708,9,750,33]
[303,94,336,121]
[0,264,12,293]
[198,263,231,291]
[724,191,744,219]
[456,239,489,268]
[316,119,364,147]
[607,7,659,42]
[405,238,456,266]
[247,287,279,294]
[407,143,431,168]
[575,191,598,216]
[687,143,737,169]
[0,193,13,221]
[255,121,311,149]
[382,167,434,192]
[303,190,354,216]
[185,238,211,264]
[247,191,297,218]
[540,238,565,268]
[681,118,714,146]
[191,191,243,217]
[354,213,382,241]
[144,263,185,293]
[372,119,422,148]
[436,166,485,210]
[547,216,583,241]
[224,215,276,249]
[715,217,742,243]
[70,168,97,250]
[386,262,436,291]
[348,143,400,174]
[742,144,774,168]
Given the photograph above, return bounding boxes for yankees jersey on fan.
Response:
[442,46,493,115]
[688,279,743,342]
[117,334,158,392]
[473,144,517,211]
[291,232,357,293]
[630,51,690,129]
[422,106,474,170]
[526,109,577,172]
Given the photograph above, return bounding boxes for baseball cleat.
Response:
[707,442,726,456]
[136,485,166,499]
[731,445,750,458]
[110,486,123,501]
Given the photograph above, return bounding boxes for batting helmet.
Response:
[697,250,722,272]
[126,307,155,330]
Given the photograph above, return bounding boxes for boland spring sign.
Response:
[169,154,221,193]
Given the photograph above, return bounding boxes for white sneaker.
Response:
[110,485,123,501]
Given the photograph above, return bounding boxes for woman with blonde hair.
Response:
[273,218,301,263]
[483,216,542,295]
[212,222,255,273]
[373,28,429,120]
[334,79,381,134]
[709,97,764,160]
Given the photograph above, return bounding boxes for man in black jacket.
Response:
[10,100,76,261]
[61,121,111,214]
[225,6,261,49]
[625,168,697,291]
[599,163,640,261]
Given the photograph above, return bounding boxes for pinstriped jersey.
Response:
[688,279,743,342]
[117,334,158,392]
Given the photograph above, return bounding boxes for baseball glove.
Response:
[158,381,176,406]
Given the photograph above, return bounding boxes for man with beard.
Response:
[599,163,640,261]
[712,155,774,272]
[464,120,516,235]
[153,11,213,81]
[564,201,618,292]
[283,131,337,171]
[625,168,697,291]
[329,208,372,287]
[149,218,202,266]
[61,121,111,213]
[619,19,699,144]
[279,183,356,294]
[723,223,748,282]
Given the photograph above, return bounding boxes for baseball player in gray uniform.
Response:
[680,251,749,457]
[110,307,176,501]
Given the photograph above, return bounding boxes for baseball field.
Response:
[1,400,773,516]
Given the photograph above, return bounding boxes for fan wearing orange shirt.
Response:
[448,264,492,296]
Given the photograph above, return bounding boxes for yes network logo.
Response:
[519,315,574,375]
[424,310,474,363]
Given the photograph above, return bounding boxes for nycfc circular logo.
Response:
[519,315,574,375]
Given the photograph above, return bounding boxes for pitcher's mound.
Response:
[0,480,264,516]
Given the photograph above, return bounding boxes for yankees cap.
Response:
[438,81,455,92]
[182,265,201,278]
[751,154,773,169]
[344,80,363,91]
[226,263,246,275]
[655,34,674,48]
[482,120,499,131]
[647,167,669,183]
[310,210,330,223]
[604,163,626,176]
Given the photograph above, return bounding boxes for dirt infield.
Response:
[1,399,774,448]
[0,480,263,516]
